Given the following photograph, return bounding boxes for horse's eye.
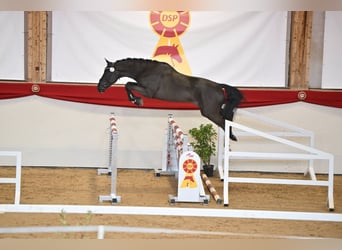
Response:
[109,67,115,72]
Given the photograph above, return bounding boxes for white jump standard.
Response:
[220,111,335,211]
[159,115,210,204]
[98,113,121,204]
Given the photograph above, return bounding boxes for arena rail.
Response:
[0,224,338,239]
[0,204,341,222]
[0,225,242,239]
[0,151,22,205]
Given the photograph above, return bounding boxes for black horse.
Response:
[98,58,243,141]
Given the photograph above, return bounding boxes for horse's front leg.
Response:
[125,82,142,105]
[125,82,153,106]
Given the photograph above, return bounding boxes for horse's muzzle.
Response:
[97,82,107,93]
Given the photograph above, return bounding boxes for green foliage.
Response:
[59,210,93,227]
[84,210,93,225]
[59,209,68,225]
[188,123,217,166]
[58,210,94,239]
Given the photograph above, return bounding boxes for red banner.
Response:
[0,82,341,109]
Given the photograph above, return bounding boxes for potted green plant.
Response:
[188,123,217,177]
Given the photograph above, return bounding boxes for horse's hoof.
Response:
[134,97,143,106]
[230,134,238,141]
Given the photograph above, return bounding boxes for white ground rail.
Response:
[0,224,340,239]
[0,204,341,222]
[218,110,334,210]
[0,151,22,205]
[0,225,252,239]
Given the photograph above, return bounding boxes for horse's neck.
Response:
[116,60,150,78]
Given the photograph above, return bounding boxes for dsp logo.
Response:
[150,11,192,75]
[160,12,179,22]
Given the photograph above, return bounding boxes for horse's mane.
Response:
[114,58,169,67]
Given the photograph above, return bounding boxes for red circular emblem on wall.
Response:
[31,84,40,93]
[298,91,307,100]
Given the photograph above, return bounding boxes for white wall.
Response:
[0,96,208,169]
[0,11,24,80]
[0,96,341,174]
[51,11,287,87]
[322,11,342,89]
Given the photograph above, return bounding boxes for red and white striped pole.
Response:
[202,173,222,204]
[109,115,117,134]
[169,117,184,158]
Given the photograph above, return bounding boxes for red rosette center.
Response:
[182,159,197,174]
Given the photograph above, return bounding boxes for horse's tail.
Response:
[219,84,243,114]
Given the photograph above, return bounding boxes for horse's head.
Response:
[98,59,118,93]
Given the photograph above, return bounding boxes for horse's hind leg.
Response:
[221,90,243,141]
[199,101,225,130]
[221,104,239,141]
[203,110,238,141]
[199,96,240,141]
[202,111,225,130]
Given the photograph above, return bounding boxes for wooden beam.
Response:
[26,11,47,82]
[288,11,313,89]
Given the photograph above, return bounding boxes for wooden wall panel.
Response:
[289,11,313,89]
[26,11,47,82]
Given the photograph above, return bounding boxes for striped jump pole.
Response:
[157,114,189,176]
[98,113,121,204]
[202,173,222,204]
[169,116,185,160]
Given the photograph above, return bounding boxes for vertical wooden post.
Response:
[26,11,47,82]
[288,11,313,89]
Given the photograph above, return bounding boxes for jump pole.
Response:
[202,173,222,204]
[98,113,121,204]
[157,114,185,176]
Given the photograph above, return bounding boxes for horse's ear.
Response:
[105,58,110,65]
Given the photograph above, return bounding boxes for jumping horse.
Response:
[98,58,243,141]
